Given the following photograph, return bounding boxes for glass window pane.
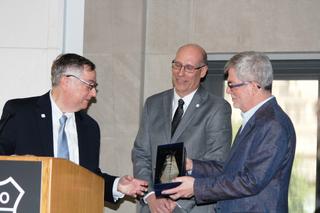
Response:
[224,80,318,213]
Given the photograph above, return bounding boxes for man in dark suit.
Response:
[132,44,232,213]
[0,53,147,204]
[163,51,296,213]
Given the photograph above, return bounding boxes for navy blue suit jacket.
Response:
[0,92,117,203]
[192,98,296,213]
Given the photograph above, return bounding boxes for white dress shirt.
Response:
[49,91,123,201]
[172,88,198,119]
[50,92,79,164]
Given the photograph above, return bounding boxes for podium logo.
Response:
[0,177,25,213]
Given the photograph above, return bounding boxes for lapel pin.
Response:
[196,104,200,108]
[41,114,46,118]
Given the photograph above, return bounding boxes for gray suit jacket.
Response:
[192,98,296,213]
[132,86,232,213]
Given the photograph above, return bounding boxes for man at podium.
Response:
[0,53,147,204]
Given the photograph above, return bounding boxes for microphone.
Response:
[0,112,14,135]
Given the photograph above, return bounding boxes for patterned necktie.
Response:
[57,115,69,159]
[171,99,184,137]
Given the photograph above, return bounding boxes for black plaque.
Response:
[0,160,41,212]
[154,142,186,197]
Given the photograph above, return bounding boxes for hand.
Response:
[161,176,195,200]
[186,158,193,171]
[146,193,176,213]
[117,175,148,197]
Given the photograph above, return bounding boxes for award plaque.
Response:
[154,142,186,197]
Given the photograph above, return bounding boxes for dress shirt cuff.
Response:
[143,191,182,209]
[113,177,125,202]
[143,191,155,204]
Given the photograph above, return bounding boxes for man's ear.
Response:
[200,66,208,78]
[252,82,262,94]
[249,82,261,97]
[59,75,69,89]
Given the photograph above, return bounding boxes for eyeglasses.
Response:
[172,60,206,73]
[227,81,262,89]
[227,81,249,89]
[65,74,98,91]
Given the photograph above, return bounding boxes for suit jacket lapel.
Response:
[163,90,173,143]
[36,92,54,156]
[228,123,252,157]
[76,112,86,166]
[226,98,276,163]
[234,97,276,146]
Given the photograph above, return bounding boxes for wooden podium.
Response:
[0,156,104,213]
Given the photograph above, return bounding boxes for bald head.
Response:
[176,44,208,66]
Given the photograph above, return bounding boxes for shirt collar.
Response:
[173,88,198,108]
[241,96,274,130]
[49,90,73,119]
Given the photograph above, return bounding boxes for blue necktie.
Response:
[57,115,69,159]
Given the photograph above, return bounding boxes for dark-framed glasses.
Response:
[227,81,262,89]
[171,60,206,73]
[65,74,98,90]
[227,81,250,89]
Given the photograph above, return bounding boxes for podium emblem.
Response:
[0,177,25,213]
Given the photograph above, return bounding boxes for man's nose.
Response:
[177,66,186,76]
[90,88,97,97]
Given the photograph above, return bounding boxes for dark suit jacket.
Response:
[132,86,232,212]
[192,98,296,213]
[0,92,117,203]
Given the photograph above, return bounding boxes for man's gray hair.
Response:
[224,51,273,91]
[51,53,95,86]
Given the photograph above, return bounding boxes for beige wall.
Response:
[0,0,65,112]
[83,1,320,212]
[0,0,318,212]
[144,0,320,97]
[83,0,146,211]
